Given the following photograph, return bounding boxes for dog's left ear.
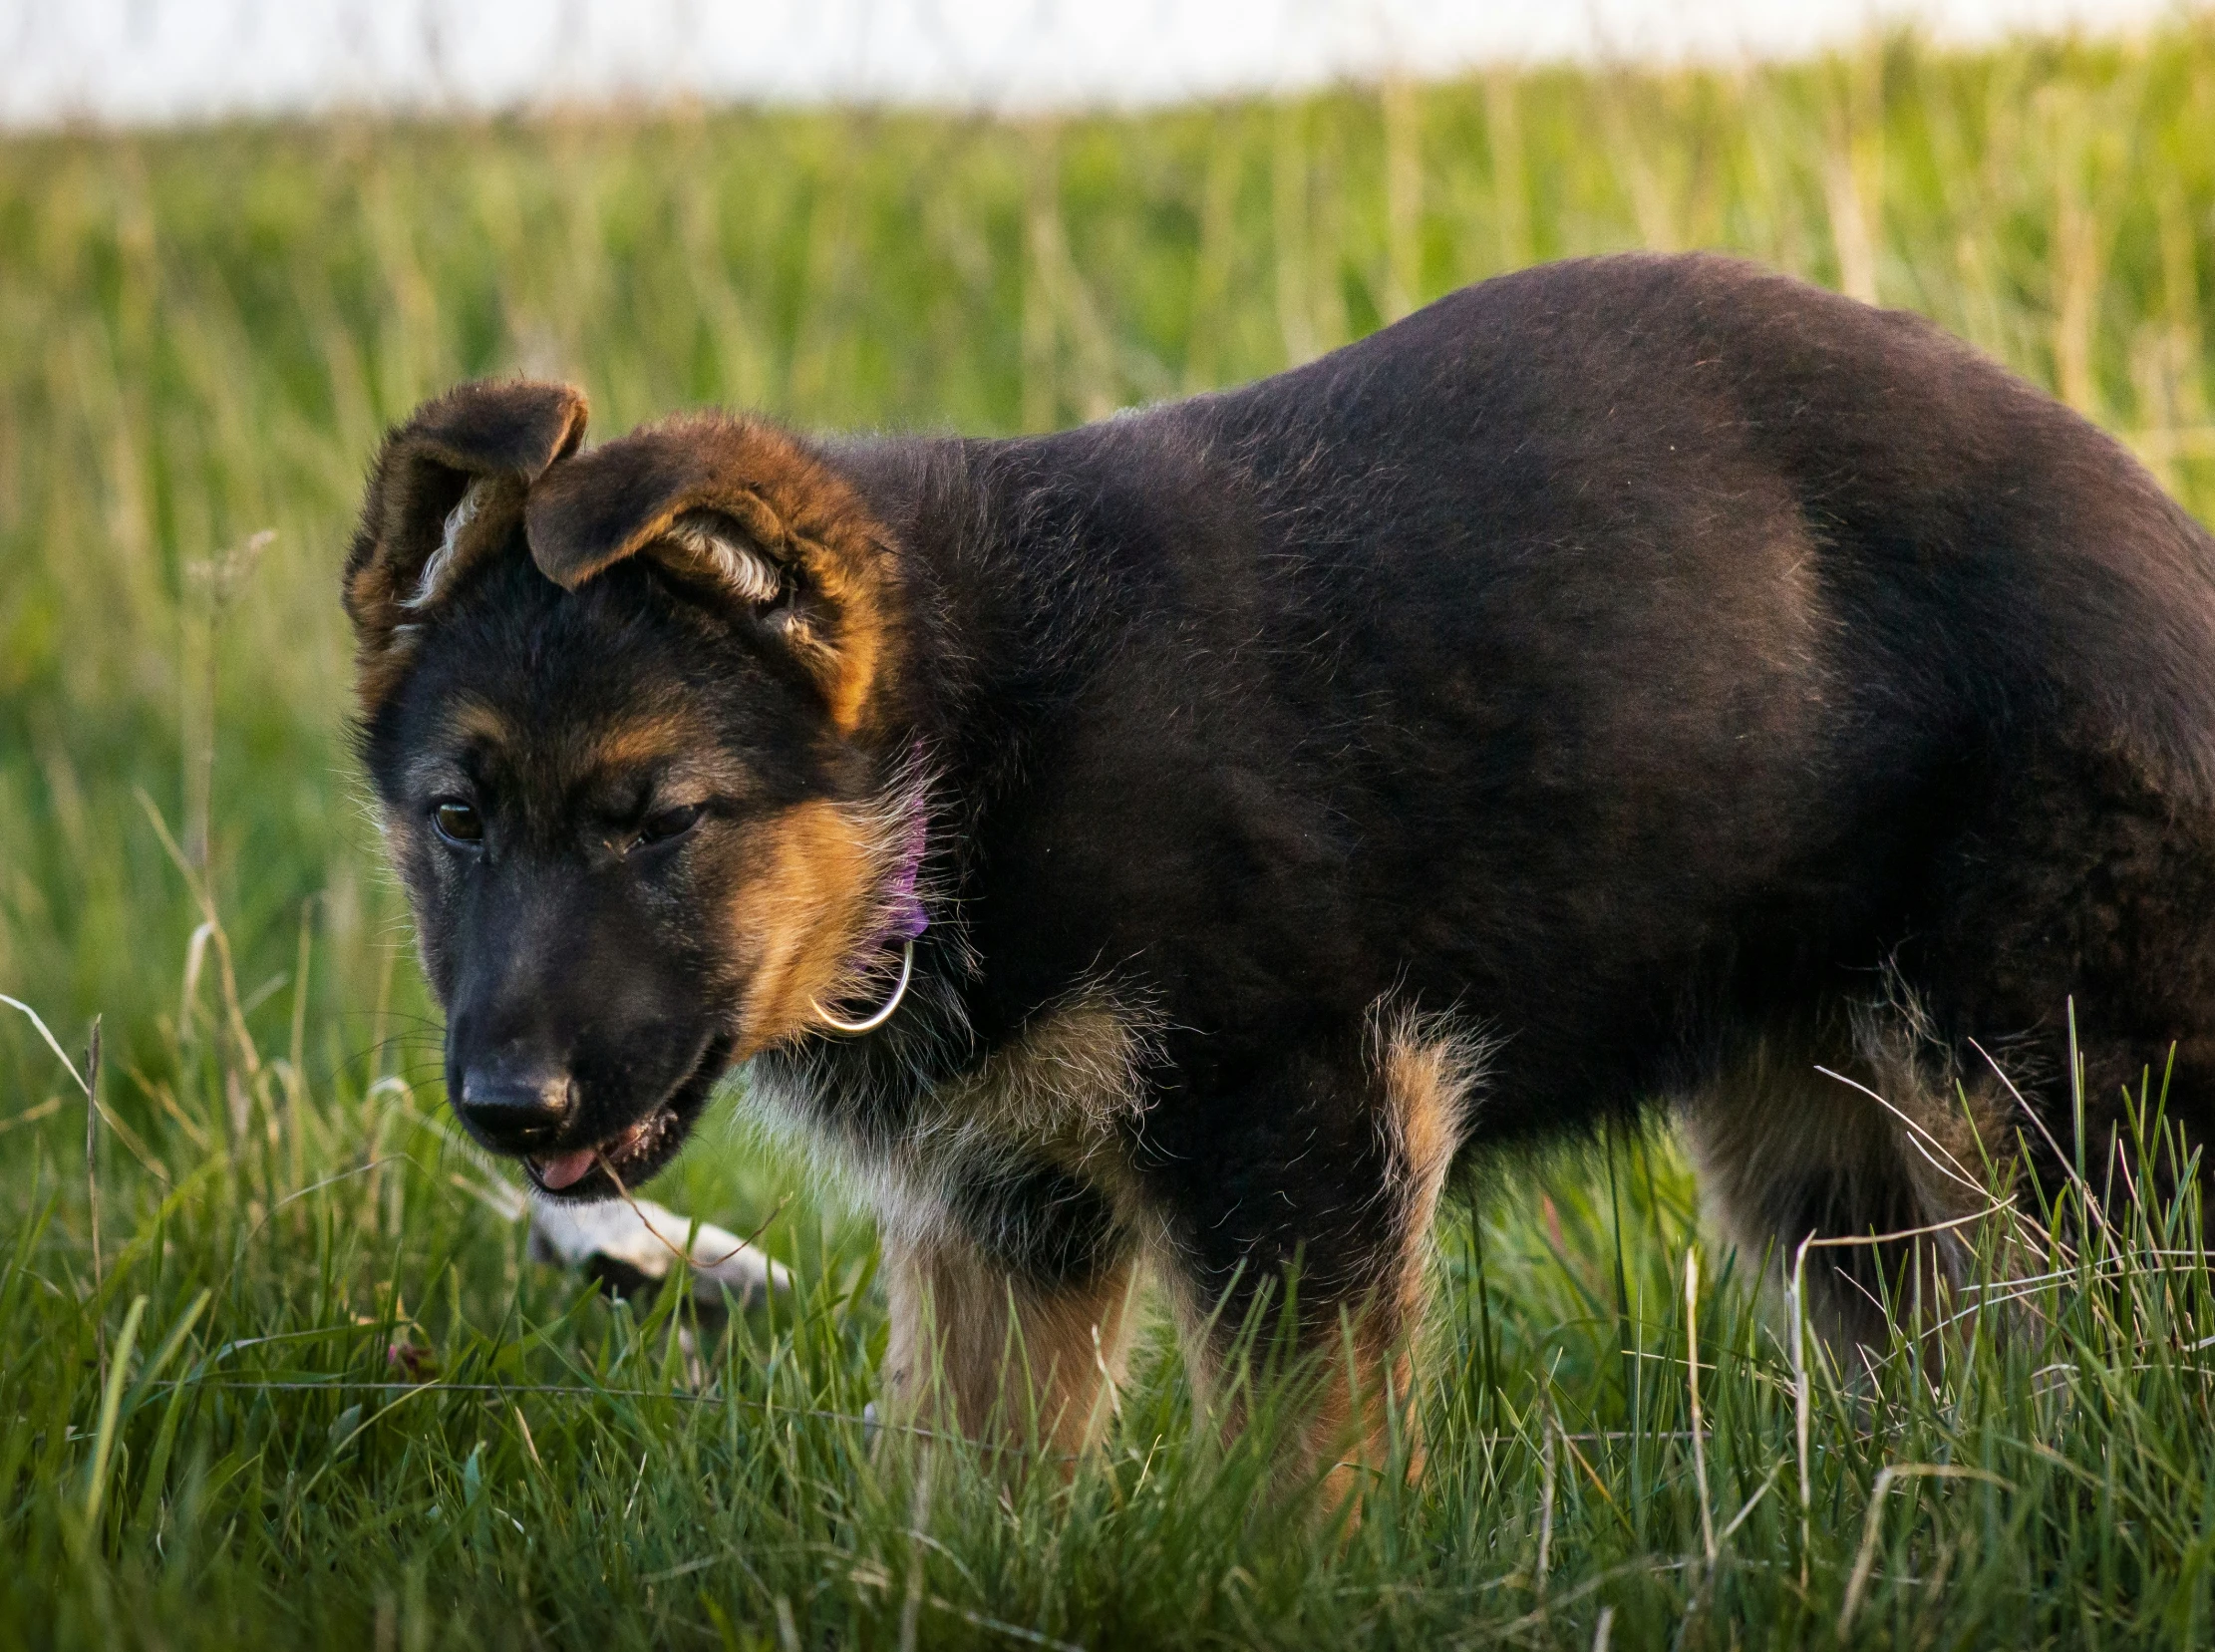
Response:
[525,412,898,732]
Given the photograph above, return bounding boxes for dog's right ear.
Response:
[343,379,589,702]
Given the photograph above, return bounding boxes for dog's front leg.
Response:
[1142,1021,1477,1510]
[877,1204,1141,1464]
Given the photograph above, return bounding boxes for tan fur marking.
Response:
[579,715,698,777]
[880,1224,1141,1461]
[729,799,880,1055]
[771,997,1154,1231]
[353,620,428,716]
[757,997,1158,1291]
[439,698,513,753]
[1165,1282,1420,1513]
[1306,1015,1482,1503]
[1304,1331,1419,1509]
[1376,1017,1482,1328]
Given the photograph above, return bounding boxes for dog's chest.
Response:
[745,999,1157,1243]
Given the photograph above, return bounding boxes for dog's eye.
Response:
[433,801,482,844]
[635,804,703,847]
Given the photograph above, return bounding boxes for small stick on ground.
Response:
[595,1148,791,1273]
[1535,1409,1556,1601]
[1686,1246,1716,1567]
[1790,1234,1813,1591]
[86,1017,105,1378]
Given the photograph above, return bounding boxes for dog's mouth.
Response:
[521,1036,733,1201]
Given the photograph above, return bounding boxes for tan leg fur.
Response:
[879,1223,1142,1462]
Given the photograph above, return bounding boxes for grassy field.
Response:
[7,21,2215,1648]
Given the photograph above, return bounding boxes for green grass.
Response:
[6,21,2215,1647]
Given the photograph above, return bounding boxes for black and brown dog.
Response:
[346,252,2215,1487]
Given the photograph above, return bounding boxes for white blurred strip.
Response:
[527,1191,792,1307]
[1,0,2205,130]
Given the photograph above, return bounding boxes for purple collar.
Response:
[881,804,930,945]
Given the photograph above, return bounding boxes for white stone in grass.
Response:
[526,1192,792,1307]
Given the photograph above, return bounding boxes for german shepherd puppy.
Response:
[347,252,2215,1485]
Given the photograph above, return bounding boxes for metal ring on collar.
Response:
[810,938,916,1036]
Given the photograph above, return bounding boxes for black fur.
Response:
[353,251,2215,1369]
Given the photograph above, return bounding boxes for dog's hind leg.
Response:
[1685,1004,2009,1356]
[1914,739,2215,1216]
[877,1161,1141,1464]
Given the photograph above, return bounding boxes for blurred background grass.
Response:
[5,25,2214,1084]
[5,20,2215,1648]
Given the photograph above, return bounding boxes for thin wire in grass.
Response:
[1549,1424,1629,1522]
[143,1370,1685,1466]
[1454,1555,1699,1651]
[139,1377,1078,1461]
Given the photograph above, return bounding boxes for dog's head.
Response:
[345,380,917,1199]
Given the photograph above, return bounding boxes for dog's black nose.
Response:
[456,1062,574,1153]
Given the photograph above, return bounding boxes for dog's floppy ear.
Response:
[525,412,897,732]
[344,379,589,696]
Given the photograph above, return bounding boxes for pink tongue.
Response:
[534,1149,597,1190]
